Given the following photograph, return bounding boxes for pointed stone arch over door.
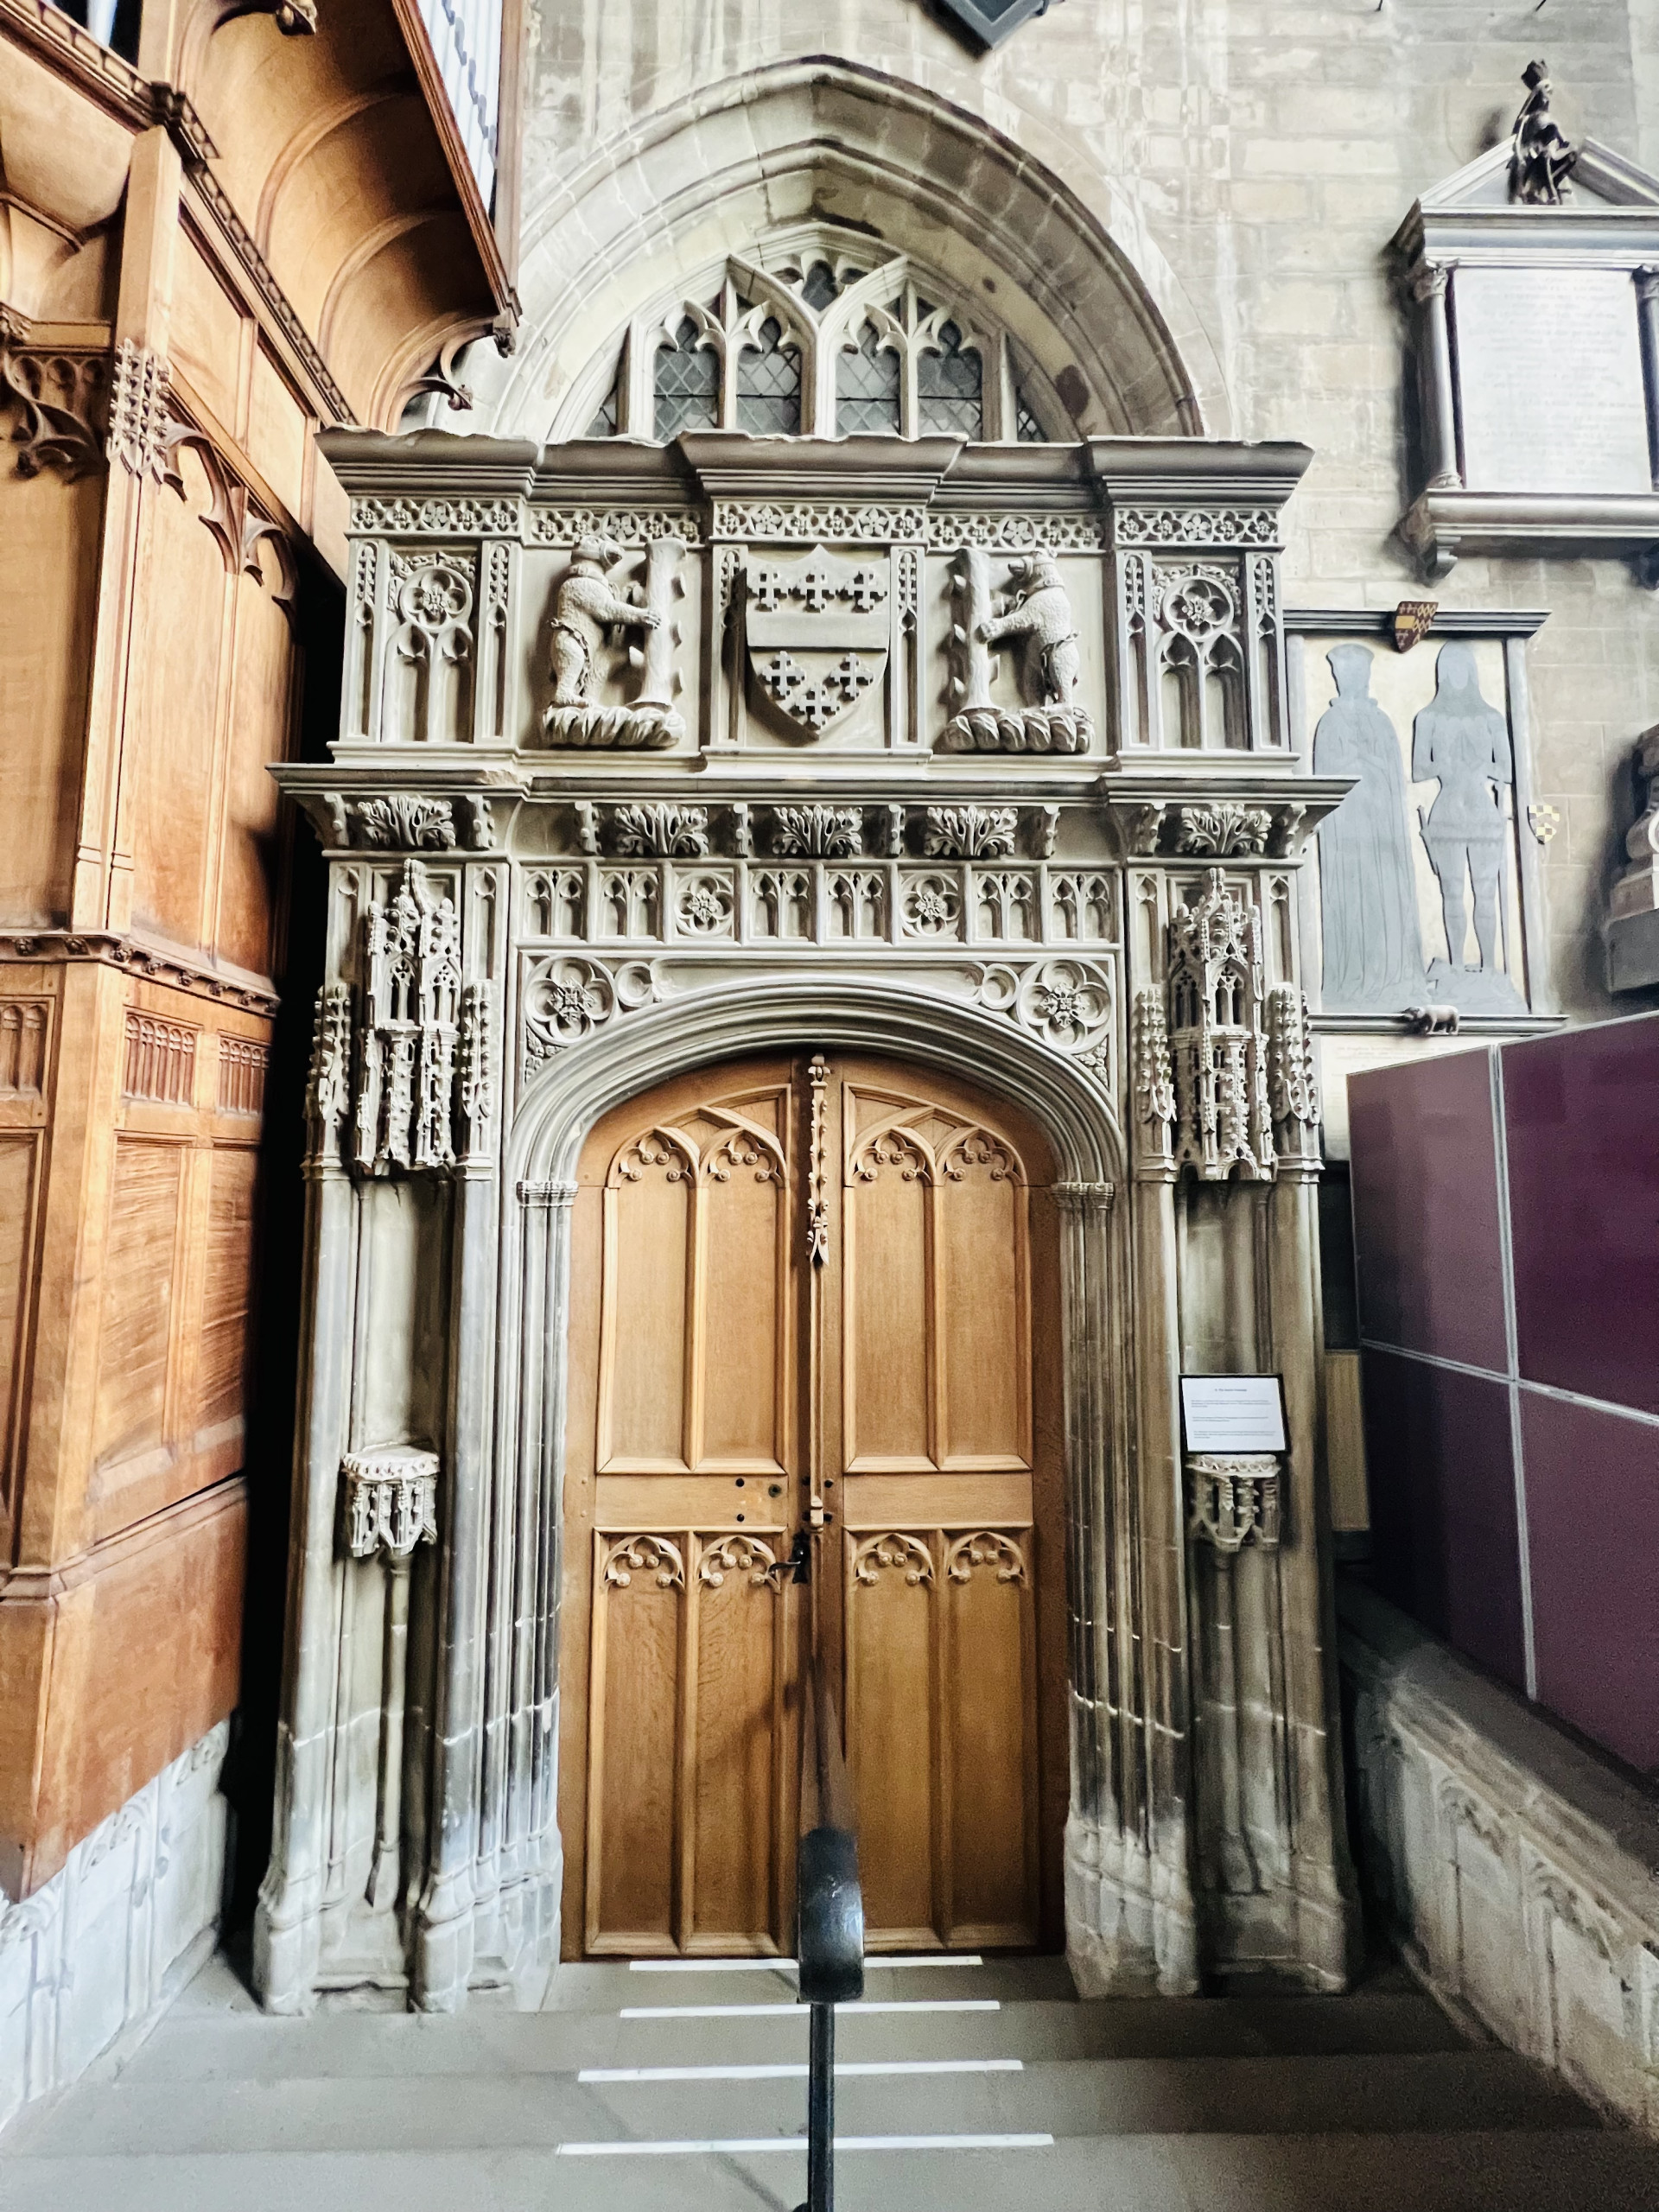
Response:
[559,1052,1067,1959]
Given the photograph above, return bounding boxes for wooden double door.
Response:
[558,1052,1066,1958]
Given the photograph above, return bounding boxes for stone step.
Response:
[6,2128,1659,2212]
[6,2046,1593,2158]
[117,1990,1468,2082]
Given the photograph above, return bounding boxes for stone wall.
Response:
[0,1723,230,2133]
[1342,1580,1659,2135]
[499,0,1659,1027]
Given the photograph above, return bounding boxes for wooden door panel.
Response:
[845,1525,1037,1950]
[587,1535,683,1951]
[843,1170,931,1468]
[942,1533,1039,1946]
[844,1533,938,1944]
[564,1052,1063,1961]
[600,1159,691,1469]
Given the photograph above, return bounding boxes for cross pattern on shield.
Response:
[744,547,890,739]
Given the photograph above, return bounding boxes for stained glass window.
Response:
[917,321,983,438]
[836,325,902,435]
[734,317,802,435]
[654,317,720,439]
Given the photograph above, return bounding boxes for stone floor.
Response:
[4,1947,1659,2209]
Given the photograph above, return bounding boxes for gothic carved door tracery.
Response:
[559,1053,1065,1959]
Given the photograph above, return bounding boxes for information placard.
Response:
[1180,1375,1287,1454]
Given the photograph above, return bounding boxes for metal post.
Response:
[805,1999,836,2212]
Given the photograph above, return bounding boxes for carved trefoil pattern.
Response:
[355,862,462,1174]
[386,550,474,745]
[343,1446,440,1561]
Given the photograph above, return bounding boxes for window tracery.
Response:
[582,239,1056,444]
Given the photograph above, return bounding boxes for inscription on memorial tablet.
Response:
[1454,267,1652,496]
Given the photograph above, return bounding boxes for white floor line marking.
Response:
[624,1954,985,1973]
[619,1999,1001,2018]
[626,1959,795,1974]
[579,2059,1023,2082]
[557,2133,1053,2157]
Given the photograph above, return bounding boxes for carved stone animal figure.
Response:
[550,536,659,705]
[977,554,1081,706]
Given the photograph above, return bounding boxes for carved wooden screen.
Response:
[561,1055,1064,1960]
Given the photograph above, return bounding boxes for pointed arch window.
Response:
[917,320,983,438]
[654,316,720,439]
[587,240,1061,443]
[836,325,902,434]
[735,316,803,435]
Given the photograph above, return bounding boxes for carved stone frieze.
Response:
[1186,1454,1282,1552]
[713,499,925,542]
[526,506,702,546]
[353,795,457,850]
[355,496,518,536]
[1174,803,1274,858]
[770,804,863,857]
[922,804,1018,859]
[1113,507,1279,548]
[927,511,1107,550]
[607,803,710,858]
[342,1446,439,1561]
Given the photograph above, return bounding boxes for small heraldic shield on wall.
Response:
[744,546,888,740]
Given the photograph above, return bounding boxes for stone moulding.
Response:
[938,704,1095,753]
[539,703,683,750]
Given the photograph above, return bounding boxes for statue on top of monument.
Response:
[1510,60,1579,206]
[549,536,660,707]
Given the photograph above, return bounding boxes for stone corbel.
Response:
[1186,1453,1283,1553]
[342,1446,440,1561]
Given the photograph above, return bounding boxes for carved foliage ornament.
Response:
[0,318,111,480]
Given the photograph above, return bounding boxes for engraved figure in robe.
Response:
[1412,644,1513,977]
[1313,645,1423,1010]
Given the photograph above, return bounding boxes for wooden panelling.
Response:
[0,1480,246,1891]
[121,1010,199,1104]
[213,559,292,977]
[198,1146,257,1433]
[0,470,104,927]
[0,1001,50,1097]
[563,1053,1065,1961]
[91,1139,181,1470]
[170,235,249,437]
[216,1035,269,1118]
[247,343,310,524]
[129,452,230,954]
[0,1134,41,1528]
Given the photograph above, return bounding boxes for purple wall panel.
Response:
[1361,1349,1528,1694]
[1523,1391,1659,1775]
[1503,1020,1659,1418]
[1349,1050,1507,1374]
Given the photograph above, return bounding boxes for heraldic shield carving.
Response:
[743,545,889,740]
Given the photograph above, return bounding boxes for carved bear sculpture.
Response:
[977,554,1081,708]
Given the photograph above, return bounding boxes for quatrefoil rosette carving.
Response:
[976,956,1116,1080]
[521,954,655,1070]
